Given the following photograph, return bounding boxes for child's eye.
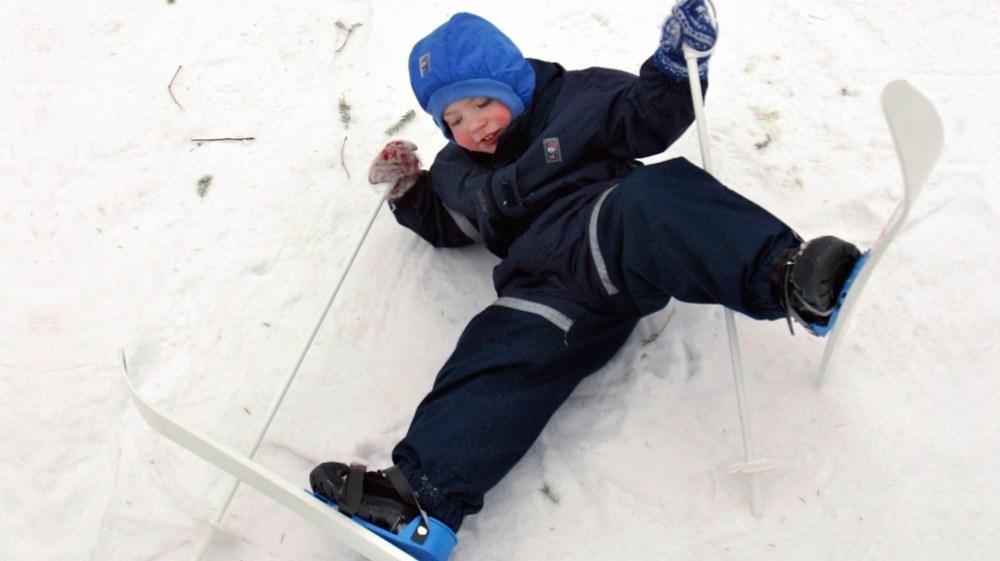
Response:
[447,117,462,128]
[477,98,492,109]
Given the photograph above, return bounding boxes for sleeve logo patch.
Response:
[543,137,562,164]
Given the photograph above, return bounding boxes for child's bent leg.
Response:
[596,158,801,319]
[392,303,636,531]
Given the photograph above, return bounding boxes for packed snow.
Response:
[2,1,998,560]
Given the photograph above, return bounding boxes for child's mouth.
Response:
[480,130,501,145]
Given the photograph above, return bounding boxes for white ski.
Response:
[121,353,417,561]
[817,80,945,386]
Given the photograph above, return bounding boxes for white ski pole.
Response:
[681,2,776,517]
[191,189,390,560]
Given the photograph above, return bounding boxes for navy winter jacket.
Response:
[390,57,702,259]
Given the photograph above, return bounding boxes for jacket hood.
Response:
[408,13,536,139]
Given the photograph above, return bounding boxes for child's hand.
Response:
[671,0,717,53]
[368,140,422,200]
[653,0,717,81]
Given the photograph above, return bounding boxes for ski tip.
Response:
[880,80,944,199]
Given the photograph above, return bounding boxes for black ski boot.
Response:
[309,462,458,561]
[772,235,862,335]
[310,462,423,533]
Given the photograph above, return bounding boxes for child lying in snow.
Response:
[311,2,860,558]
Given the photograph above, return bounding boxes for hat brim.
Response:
[427,79,526,139]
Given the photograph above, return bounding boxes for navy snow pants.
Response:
[392,158,800,530]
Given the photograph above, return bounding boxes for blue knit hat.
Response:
[408,13,536,139]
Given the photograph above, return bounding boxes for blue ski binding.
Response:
[309,490,457,561]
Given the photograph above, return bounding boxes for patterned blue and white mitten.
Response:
[653,0,717,80]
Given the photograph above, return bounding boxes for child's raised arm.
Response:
[601,0,718,158]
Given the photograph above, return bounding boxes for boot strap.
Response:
[340,463,367,516]
[383,466,431,544]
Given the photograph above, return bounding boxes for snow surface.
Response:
[2,1,999,560]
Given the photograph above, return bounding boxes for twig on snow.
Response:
[339,94,352,129]
[340,136,351,179]
[197,175,212,197]
[385,109,416,136]
[168,65,184,110]
[335,21,363,53]
[190,137,256,143]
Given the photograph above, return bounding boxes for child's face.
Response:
[442,97,513,154]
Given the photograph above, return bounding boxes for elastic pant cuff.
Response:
[395,462,466,532]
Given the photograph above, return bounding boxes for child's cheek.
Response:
[453,129,475,151]
[495,107,513,128]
